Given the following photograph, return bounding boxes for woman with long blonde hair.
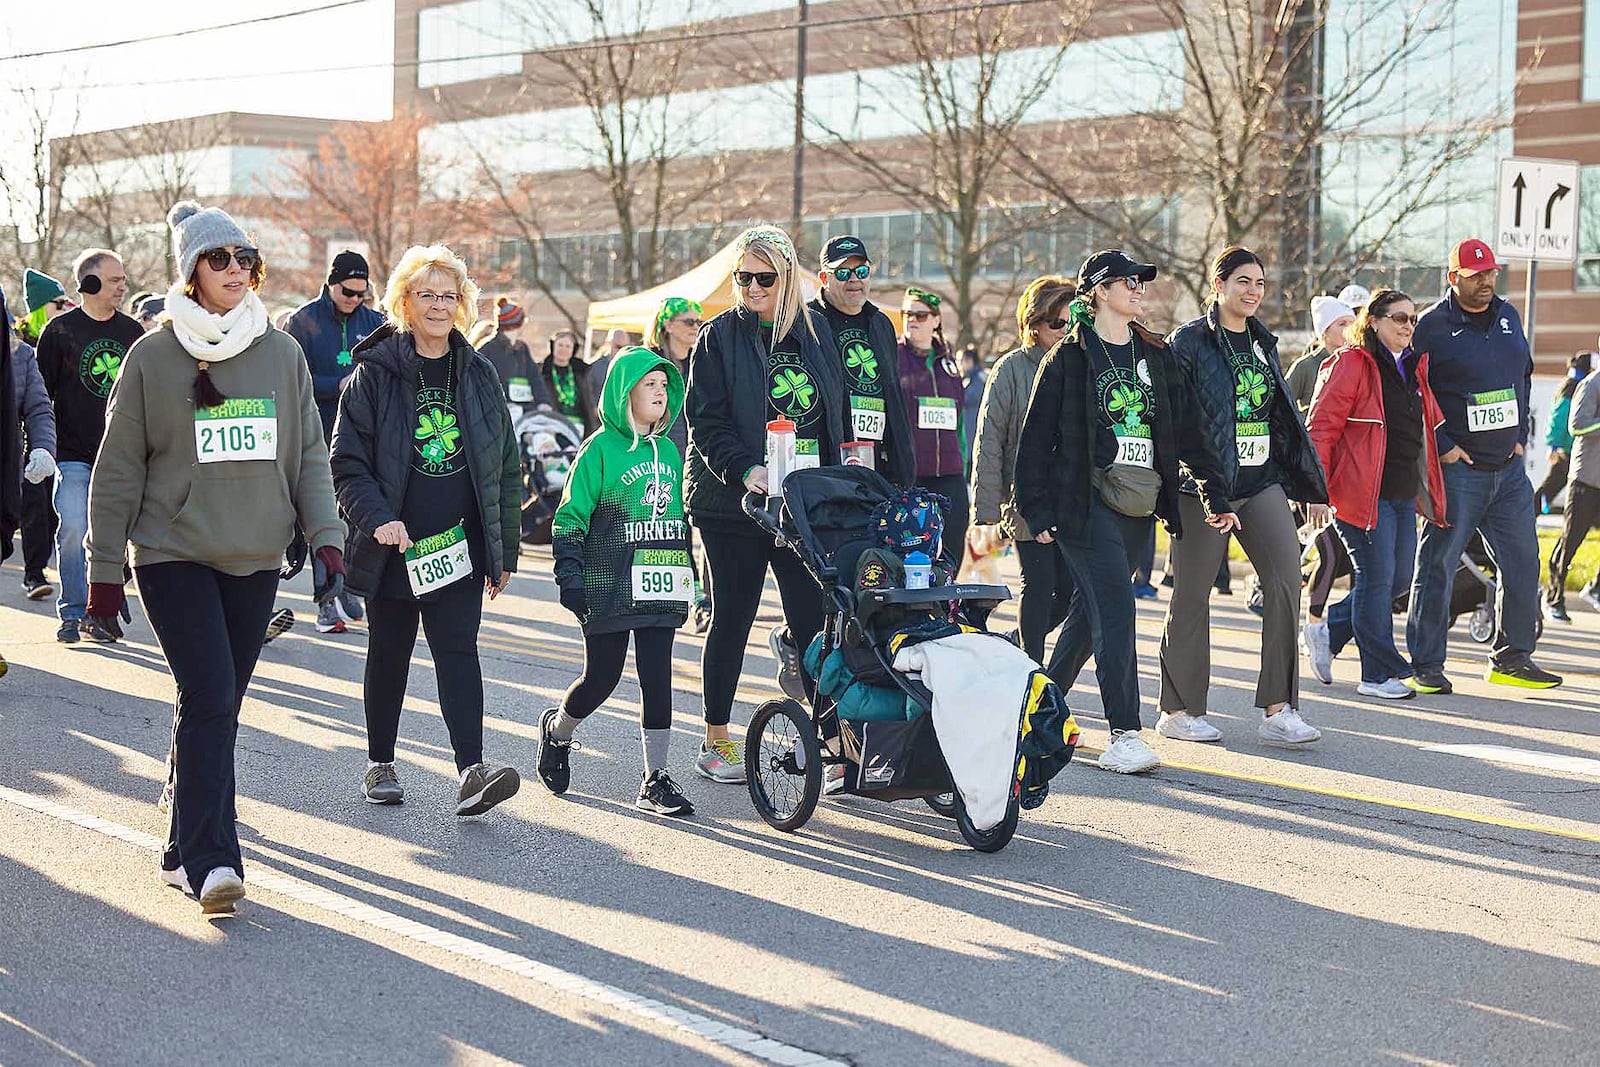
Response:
[682,225,844,783]
[331,243,523,818]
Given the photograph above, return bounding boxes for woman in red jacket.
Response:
[1306,288,1447,700]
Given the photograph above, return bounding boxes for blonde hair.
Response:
[383,244,479,336]
[732,225,814,351]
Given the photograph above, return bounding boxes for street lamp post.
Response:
[791,0,807,238]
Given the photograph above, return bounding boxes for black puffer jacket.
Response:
[1166,307,1329,504]
[1014,321,1229,542]
[331,325,521,598]
[685,305,846,531]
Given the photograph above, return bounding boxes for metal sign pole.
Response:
[1524,260,1537,349]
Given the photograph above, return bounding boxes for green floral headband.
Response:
[905,286,943,310]
[736,227,795,265]
[654,296,702,339]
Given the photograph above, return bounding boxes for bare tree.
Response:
[802,3,1087,351]
[1010,0,1525,321]
[0,87,83,289]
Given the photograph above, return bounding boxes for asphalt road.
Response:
[2,548,1598,1067]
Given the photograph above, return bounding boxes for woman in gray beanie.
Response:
[86,200,345,914]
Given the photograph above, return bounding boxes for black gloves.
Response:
[559,585,588,619]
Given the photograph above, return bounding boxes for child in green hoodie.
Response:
[542,346,695,816]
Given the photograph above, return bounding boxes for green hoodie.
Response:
[552,346,689,634]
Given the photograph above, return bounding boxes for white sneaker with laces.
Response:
[1581,587,1600,613]
[1302,621,1333,684]
[1259,707,1321,745]
[1356,677,1415,700]
[1155,711,1223,743]
[199,867,245,913]
[160,866,192,895]
[1096,730,1161,774]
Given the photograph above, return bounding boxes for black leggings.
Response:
[920,473,970,574]
[563,626,675,729]
[137,562,278,880]
[1014,538,1073,665]
[698,525,825,726]
[364,573,485,772]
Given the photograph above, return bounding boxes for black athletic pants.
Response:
[563,626,675,729]
[137,562,278,882]
[1014,538,1073,666]
[1548,481,1600,611]
[19,477,56,581]
[365,573,485,772]
[698,525,825,727]
[920,473,970,574]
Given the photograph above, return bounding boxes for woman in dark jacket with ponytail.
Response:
[1159,247,1330,748]
[332,243,523,819]
[896,286,968,572]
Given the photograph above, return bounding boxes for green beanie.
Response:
[23,269,65,315]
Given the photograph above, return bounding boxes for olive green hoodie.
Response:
[87,324,342,582]
[552,346,688,634]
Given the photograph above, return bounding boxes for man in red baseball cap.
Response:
[1406,237,1559,693]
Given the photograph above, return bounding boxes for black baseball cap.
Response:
[820,235,872,269]
[1078,249,1157,291]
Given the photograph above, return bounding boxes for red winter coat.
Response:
[1306,344,1447,531]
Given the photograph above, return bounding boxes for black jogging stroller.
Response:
[740,465,1079,852]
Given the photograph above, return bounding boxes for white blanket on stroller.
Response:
[892,633,1035,830]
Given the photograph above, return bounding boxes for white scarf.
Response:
[165,282,270,364]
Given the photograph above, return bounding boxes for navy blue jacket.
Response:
[285,290,386,442]
[1412,291,1530,469]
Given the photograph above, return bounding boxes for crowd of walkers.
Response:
[0,198,1593,914]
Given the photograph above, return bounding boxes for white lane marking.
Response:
[0,785,845,1067]
[1421,744,1600,779]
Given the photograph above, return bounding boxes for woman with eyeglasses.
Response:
[1159,246,1330,747]
[1306,288,1446,698]
[645,295,711,632]
[971,274,1077,666]
[897,286,969,572]
[1016,250,1233,775]
[683,224,845,784]
[331,244,523,818]
[540,326,597,437]
[86,201,344,913]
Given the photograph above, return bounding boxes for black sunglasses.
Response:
[1043,317,1068,330]
[830,265,871,282]
[734,270,779,289]
[672,316,703,329]
[902,308,936,321]
[200,247,260,272]
[337,283,369,299]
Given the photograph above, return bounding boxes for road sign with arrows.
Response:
[1497,157,1580,263]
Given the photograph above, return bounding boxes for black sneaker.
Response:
[455,762,520,816]
[262,608,295,645]
[1545,601,1572,623]
[536,708,574,795]
[80,619,119,643]
[636,770,694,817]
[1486,662,1562,689]
[56,619,81,644]
[1406,670,1453,695]
[22,576,53,600]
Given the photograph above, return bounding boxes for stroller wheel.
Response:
[954,791,1020,853]
[1468,605,1495,644]
[924,792,957,818]
[745,699,822,832]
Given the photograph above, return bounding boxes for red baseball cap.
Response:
[1450,238,1502,275]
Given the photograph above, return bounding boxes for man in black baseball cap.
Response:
[1077,249,1158,292]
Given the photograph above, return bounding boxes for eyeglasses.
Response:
[734,271,779,289]
[671,316,703,329]
[410,290,460,307]
[200,247,260,272]
[49,299,70,310]
[902,309,936,322]
[1043,317,1068,330]
[830,265,871,282]
[337,283,369,299]
[1384,312,1419,327]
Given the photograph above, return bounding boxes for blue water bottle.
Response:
[903,551,932,590]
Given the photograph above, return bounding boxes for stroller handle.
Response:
[741,491,786,539]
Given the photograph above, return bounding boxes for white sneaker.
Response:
[1097,730,1162,774]
[1356,678,1415,700]
[1302,621,1333,684]
[160,865,192,895]
[199,867,245,914]
[1259,707,1321,745]
[1581,587,1600,613]
[1155,711,1223,743]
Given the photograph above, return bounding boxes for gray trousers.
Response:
[1159,484,1302,713]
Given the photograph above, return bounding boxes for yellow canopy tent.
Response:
[584,238,820,340]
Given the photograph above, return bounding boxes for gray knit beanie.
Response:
[168,200,252,283]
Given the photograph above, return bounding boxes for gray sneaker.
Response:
[694,739,746,784]
[767,625,805,702]
[315,600,346,634]
[455,762,520,816]
[363,762,404,804]
[336,591,364,624]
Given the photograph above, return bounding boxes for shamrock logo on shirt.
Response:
[337,349,353,367]
[844,342,878,383]
[1236,367,1268,417]
[770,367,816,415]
[1107,382,1146,428]
[415,406,461,464]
